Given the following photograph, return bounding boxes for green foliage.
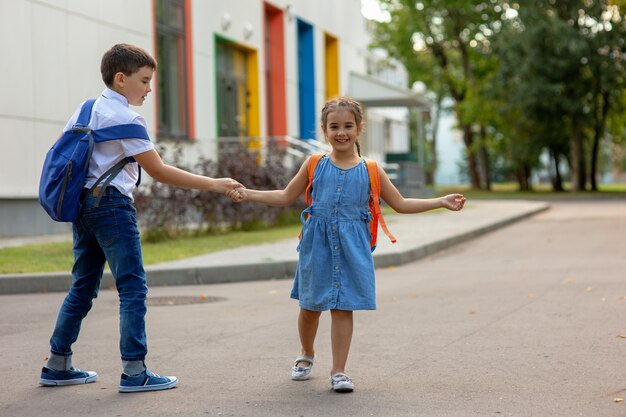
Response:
[134,142,305,241]
[371,0,509,190]
[369,0,626,191]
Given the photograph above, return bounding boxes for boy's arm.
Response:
[133,149,241,193]
[378,165,465,213]
[235,157,310,206]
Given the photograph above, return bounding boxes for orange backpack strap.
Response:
[299,153,325,241]
[365,160,397,248]
[304,153,324,205]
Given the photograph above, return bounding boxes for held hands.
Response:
[441,194,466,211]
[226,186,246,203]
[212,178,243,194]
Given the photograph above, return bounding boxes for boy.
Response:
[39,43,242,393]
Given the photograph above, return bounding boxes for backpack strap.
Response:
[69,100,99,193]
[365,160,397,248]
[90,156,136,207]
[91,124,150,143]
[299,153,325,241]
[86,120,151,207]
[75,99,97,127]
[304,153,325,205]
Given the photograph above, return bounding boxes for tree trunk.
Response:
[515,164,531,191]
[425,94,442,186]
[461,123,481,189]
[478,125,491,190]
[590,122,601,192]
[570,124,586,191]
[425,137,437,186]
[550,148,564,192]
[590,91,609,191]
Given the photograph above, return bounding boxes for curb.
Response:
[0,203,549,295]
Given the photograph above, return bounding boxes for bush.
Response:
[134,142,305,241]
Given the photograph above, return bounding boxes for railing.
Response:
[217,136,329,170]
[216,135,401,181]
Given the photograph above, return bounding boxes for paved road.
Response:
[1,199,625,416]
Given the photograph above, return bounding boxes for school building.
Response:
[0,0,428,237]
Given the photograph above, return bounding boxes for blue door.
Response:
[297,19,316,139]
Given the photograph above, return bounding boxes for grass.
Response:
[434,182,626,200]
[0,224,302,275]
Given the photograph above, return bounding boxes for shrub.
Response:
[134,142,304,241]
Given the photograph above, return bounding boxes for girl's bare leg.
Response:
[297,308,321,364]
[330,309,353,375]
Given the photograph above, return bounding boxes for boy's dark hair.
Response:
[101,43,157,86]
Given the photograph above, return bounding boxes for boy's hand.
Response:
[226,187,246,203]
[441,194,466,211]
[212,178,243,194]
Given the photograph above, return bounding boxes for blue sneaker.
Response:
[39,366,98,386]
[119,369,178,393]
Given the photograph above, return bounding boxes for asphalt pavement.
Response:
[1,199,626,417]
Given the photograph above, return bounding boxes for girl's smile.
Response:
[323,109,362,151]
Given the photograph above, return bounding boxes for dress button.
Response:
[336,187,341,192]
[335,265,340,270]
[340,171,345,175]
[334,245,339,250]
[335,284,340,288]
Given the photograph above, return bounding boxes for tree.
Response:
[371,0,626,191]
[499,0,626,191]
[371,0,505,190]
[492,2,579,191]
[584,2,626,190]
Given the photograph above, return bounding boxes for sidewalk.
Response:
[0,200,549,295]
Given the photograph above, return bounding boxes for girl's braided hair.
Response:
[320,96,365,156]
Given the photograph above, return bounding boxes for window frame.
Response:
[154,0,193,141]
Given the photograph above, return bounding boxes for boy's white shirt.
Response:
[63,88,155,200]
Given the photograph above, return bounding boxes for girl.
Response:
[229,96,465,393]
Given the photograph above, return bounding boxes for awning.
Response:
[347,71,430,108]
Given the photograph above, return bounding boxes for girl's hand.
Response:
[441,194,466,211]
[226,187,246,202]
[212,178,243,194]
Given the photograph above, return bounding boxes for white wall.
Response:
[0,0,154,199]
[0,0,368,198]
[0,0,373,236]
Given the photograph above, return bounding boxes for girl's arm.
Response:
[234,157,311,206]
[378,164,465,213]
[133,149,242,193]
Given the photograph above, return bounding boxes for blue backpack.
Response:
[39,99,150,222]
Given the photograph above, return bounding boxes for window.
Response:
[155,0,192,140]
[215,36,260,139]
[216,41,249,137]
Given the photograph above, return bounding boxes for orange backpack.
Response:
[302,153,397,250]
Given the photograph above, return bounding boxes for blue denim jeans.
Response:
[49,187,148,361]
